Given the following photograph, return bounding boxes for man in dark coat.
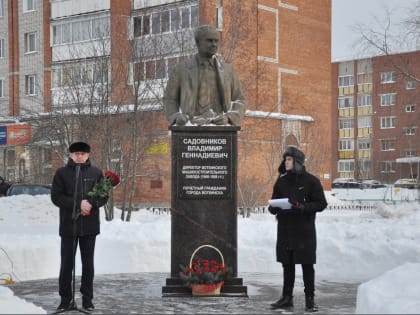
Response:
[0,176,11,196]
[51,142,108,311]
[268,146,327,312]
[163,25,247,126]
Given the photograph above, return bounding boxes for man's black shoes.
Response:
[83,299,95,311]
[56,299,71,310]
[270,295,294,309]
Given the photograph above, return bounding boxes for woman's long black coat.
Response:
[271,169,327,264]
[51,158,108,237]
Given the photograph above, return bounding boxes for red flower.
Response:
[104,171,120,186]
[179,258,233,285]
[87,171,120,198]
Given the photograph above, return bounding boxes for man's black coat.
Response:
[51,158,108,237]
[271,169,328,264]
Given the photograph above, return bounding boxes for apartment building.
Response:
[0,0,332,206]
[332,51,420,184]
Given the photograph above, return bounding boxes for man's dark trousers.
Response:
[59,235,96,302]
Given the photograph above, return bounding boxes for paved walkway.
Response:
[8,273,358,314]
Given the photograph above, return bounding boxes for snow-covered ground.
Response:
[0,190,419,314]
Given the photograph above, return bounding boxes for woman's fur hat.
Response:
[281,146,305,173]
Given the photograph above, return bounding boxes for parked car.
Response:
[361,179,386,189]
[6,184,52,196]
[394,178,419,189]
[332,178,360,188]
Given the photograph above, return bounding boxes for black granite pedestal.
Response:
[162,126,247,297]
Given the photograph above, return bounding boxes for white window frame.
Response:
[358,159,371,172]
[380,161,395,173]
[338,139,354,151]
[380,139,396,151]
[25,74,37,95]
[339,119,354,129]
[0,0,4,17]
[24,32,37,53]
[405,104,416,112]
[338,159,355,172]
[406,81,416,89]
[338,96,354,109]
[338,75,354,87]
[52,23,71,45]
[358,116,372,128]
[404,149,416,157]
[133,4,198,38]
[357,94,372,107]
[357,72,372,85]
[380,93,396,106]
[380,71,396,84]
[0,78,5,98]
[405,127,416,136]
[0,38,5,58]
[23,0,36,12]
[358,139,371,150]
[380,116,396,129]
[216,5,223,30]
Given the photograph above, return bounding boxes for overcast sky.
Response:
[331,0,418,61]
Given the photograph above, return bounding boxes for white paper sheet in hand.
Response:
[268,198,292,210]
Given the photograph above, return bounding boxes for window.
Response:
[338,159,355,172]
[133,4,198,38]
[380,117,396,129]
[169,9,180,31]
[0,38,5,58]
[358,160,371,172]
[405,104,416,112]
[380,71,396,83]
[52,17,109,46]
[357,94,372,106]
[0,78,4,97]
[72,20,91,42]
[133,15,150,37]
[339,119,354,129]
[152,12,161,34]
[216,6,223,30]
[339,139,354,151]
[404,149,416,157]
[181,7,190,28]
[358,116,372,128]
[91,17,110,39]
[52,23,71,45]
[380,93,396,106]
[380,161,394,173]
[24,32,36,53]
[25,75,37,95]
[161,11,170,33]
[0,0,4,17]
[406,81,416,89]
[358,139,371,150]
[338,75,354,87]
[23,0,36,12]
[380,139,395,151]
[338,97,354,109]
[405,127,416,136]
[357,72,372,84]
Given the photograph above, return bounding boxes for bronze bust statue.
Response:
[163,25,247,126]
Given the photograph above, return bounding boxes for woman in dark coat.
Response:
[268,146,327,312]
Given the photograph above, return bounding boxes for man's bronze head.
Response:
[194,25,220,58]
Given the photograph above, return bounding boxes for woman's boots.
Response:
[305,295,319,312]
[270,295,294,309]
